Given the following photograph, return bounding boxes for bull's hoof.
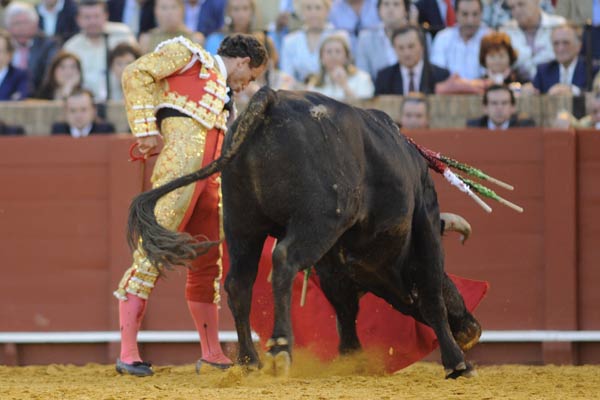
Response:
[263,351,291,377]
[445,361,476,379]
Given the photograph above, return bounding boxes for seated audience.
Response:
[329,0,381,53]
[307,33,374,100]
[108,0,156,36]
[280,0,348,83]
[415,0,455,36]
[430,0,490,80]
[467,84,535,129]
[36,51,82,100]
[356,0,415,81]
[5,1,59,93]
[398,91,429,129]
[375,25,450,95]
[139,0,203,54]
[554,91,600,130]
[0,119,25,135]
[0,28,29,100]
[500,0,565,81]
[205,0,255,54]
[36,0,79,42]
[527,23,599,96]
[108,43,140,100]
[183,0,226,37]
[479,30,529,86]
[51,88,115,137]
[63,0,136,102]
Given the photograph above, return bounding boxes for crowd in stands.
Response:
[1,0,600,136]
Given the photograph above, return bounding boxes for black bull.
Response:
[128,88,482,378]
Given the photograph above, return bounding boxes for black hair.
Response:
[483,84,515,106]
[217,33,268,68]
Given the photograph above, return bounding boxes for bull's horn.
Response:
[440,212,471,244]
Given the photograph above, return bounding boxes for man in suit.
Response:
[36,0,79,42]
[467,84,535,129]
[0,119,25,135]
[0,29,29,100]
[51,89,115,136]
[375,25,450,95]
[416,0,455,36]
[107,0,156,36]
[5,2,59,94]
[530,23,599,95]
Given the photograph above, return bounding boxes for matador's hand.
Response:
[137,135,160,158]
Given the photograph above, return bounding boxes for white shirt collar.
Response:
[38,0,65,16]
[213,54,228,80]
[70,123,93,138]
[487,118,510,130]
[559,58,577,85]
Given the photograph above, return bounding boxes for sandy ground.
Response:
[1,352,599,400]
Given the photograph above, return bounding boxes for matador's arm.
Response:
[121,41,194,137]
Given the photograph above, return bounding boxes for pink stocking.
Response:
[119,293,147,363]
[187,301,232,364]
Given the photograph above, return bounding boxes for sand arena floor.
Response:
[1,352,599,400]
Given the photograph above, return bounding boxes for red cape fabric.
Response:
[231,238,489,373]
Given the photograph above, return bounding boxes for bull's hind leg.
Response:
[224,234,266,370]
[412,196,473,379]
[315,253,362,354]
[442,274,482,352]
[265,223,342,376]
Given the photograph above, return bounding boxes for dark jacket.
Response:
[51,121,116,136]
[0,65,30,100]
[374,62,450,95]
[532,57,599,94]
[193,0,226,37]
[416,0,445,36]
[108,0,157,34]
[37,0,79,42]
[0,122,25,135]
[27,35,60,92]
[466,115,536,129]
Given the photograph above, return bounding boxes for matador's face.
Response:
[227,57,266,93]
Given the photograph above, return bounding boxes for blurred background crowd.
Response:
[0,0,599,136]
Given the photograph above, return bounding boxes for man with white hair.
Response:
[500,0,564,81]
[4,1,59,92]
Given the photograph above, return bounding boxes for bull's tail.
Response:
[127,86,277,269]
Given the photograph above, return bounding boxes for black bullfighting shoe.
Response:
[116,358,154,377]
[195,358,233,374]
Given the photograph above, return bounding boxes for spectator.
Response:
[5,1,59,93]
[555,0,596,25]
[183,0,226,37]
[51,88,115,136]
[0,28,29,100]
[139,0,203,54]
[280,0,348,83]
[467,84,535,129]
[483,0,556,29]
[205,0,255,54]
[36,0,79,42]
[0,119,25,135]
[356,0,416,81]
[36,50,82,100]
[479,31,529,86]
[399,91,429,129]
[500,0,565,81]
[430,0,490,80]
[108,42,140,100]
[416,0,456,36]
[527,23,598,95]
[63,0,136,102]
[329,0,381,53]
[375,25,450,95]
[108,0,156,36]
[307,33,374,100]
[554,91,600,129]
[265,0,303,56]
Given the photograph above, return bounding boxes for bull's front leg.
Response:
[224,235,265,370]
